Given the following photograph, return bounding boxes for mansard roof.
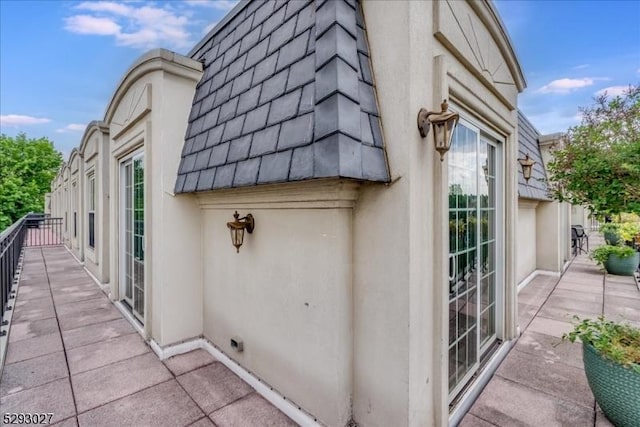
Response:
[175,0,390,193]
[518,110,551,201]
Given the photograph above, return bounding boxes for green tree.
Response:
[547,86,640,215]
[0,133,63,231]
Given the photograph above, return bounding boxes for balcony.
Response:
[460,233,639,426]
[0,215,294,426]
[1,216,639,426]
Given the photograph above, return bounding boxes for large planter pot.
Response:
[604,252,640,276]
[582,343,640,427]
[604,230,620,245]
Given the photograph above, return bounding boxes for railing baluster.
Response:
[1,213,68,331]
[21,214,63,248]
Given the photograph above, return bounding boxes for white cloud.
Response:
[572,64,589,70]
[56,124,86,133]
[75,1,132,15]
[522,107,582,134]
[64,15,121,35]
[184,0,238,11]
[595,85,630,97]
[537,78,601,94]
[0,115,51,126]
[64,1,201,50]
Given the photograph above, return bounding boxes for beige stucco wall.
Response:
[198,191,356,427]
[44,193,51,215]
[517,200,538,282]
[571,205,589,227]
[535,201,570,272]
[69,150,83,261]
[80,124,110,284]
[62,166,70,245]
[537,140,572,272]
[354,1,524,426]
[106,49,203,345]
[45,1,527,425]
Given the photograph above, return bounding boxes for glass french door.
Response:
[121,154,145,322]
[447,121,501,400]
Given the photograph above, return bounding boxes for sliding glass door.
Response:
[448,121,501,400]
[121,153,145,322]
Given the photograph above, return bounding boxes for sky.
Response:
[0,0,639,160]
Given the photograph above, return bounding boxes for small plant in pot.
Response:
[591,244,639,276]
[564,317,640,427]
[600,223,621,246]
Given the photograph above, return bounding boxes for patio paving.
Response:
[1,246,296,427]
[460,234,640,426]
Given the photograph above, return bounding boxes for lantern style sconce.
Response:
[226,211,255,253]
[417,99,460,161]
[518,153,536,182]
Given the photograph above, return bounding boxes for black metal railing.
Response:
[1,213,63,329]
[24,214,63,247]
[1,216,27,327]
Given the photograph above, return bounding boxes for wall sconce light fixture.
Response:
[518,153,536,182]
[226,211,255,253]
[417,99,460,161]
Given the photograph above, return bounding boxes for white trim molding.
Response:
[449,339,516,427]
[195,179,361,210]
[64,245,84,266]
[114,301,145,337]
[83,264,111,297]
[149,337,323,427]
[517,269,560,292]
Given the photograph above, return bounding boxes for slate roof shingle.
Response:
[175,0,390,193]
[518,111,551,201]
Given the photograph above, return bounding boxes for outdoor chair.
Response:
[571,225,589,255]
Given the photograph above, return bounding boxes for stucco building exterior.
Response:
[516,113,572,288]
[48,1,573,425]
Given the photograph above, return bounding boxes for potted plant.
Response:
[600,223,621,246]
[591,244,639,276]
[564,317,640,427]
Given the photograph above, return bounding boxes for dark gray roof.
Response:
[518,110,551,201]
[175,0,390,193]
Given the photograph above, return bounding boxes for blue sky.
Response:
[1,0,638,159]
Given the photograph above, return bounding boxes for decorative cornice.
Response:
[518,198,540,209]
[104,49,202,124]
[79,121,109,156]
[195,178,361,209]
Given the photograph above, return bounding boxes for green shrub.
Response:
[564,316,640,374]
[600,223,620,234]
[618,222,640,242]
[591,244,636,265]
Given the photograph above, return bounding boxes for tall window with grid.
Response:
[447,120,501,401]
[88,174,95,248]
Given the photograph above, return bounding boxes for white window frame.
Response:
[119,149,145,324]
[87,172,96,249]
[447,115,506,402]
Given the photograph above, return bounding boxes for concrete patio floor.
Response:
[1,246,295,427]
[3,237,639,427]
[461,234,640,427]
